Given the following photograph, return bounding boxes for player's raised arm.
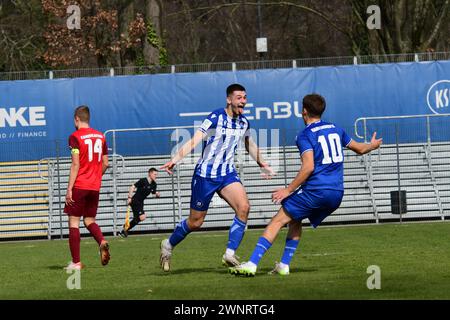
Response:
[347,132,383,155]
[244,135,275,179]
[161,129,206,175]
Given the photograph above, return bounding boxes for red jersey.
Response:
[68,127,108,191]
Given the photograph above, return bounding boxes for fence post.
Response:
[175,129,183,222]
[282,128,288,187]
[362,119,379,223]
[425,116,444,220]
[176,165,182,222]
[353,56,358,65]
[168,128,176,229]
[110,68,115,77]
[55,140,63,239]
[426,116,431,147]
[232,62,237,72]
[47,160,53,240]
[395,124,402,223]
[171,170,177,229]
[112,131,118,236]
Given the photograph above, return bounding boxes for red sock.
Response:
[86,223,104,245]
[69,227,81,263]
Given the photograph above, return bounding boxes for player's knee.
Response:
[237,202,250,216]
[83,218,94,227]
[132,217,140,224]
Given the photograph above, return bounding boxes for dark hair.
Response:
[302,94,326,118]
[74,105,90,122]
[148,168,158,173]
[226,83,246,96]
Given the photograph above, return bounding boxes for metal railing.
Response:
[354,113,450,223]
[354,113,450,143]
[1,51,448,81]
[1,124,449,241]
[104,125,197,236]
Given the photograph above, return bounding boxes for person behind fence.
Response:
[63,105,110,270]
[229,93,383,276]
[118,168,160,237]
[159,83,275,272]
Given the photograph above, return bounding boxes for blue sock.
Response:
[168,219,191,247]
[227,216,247,251]
[280,238,300,265]
[249,237,272,266]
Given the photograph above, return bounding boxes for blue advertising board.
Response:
[0,60,449,161]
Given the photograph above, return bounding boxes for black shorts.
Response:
[130,200,145,218]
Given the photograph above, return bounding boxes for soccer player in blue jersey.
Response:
[229,93,382,276]
[159,83,275,272]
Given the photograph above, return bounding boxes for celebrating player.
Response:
[229,94,382,276]
[159,83,275,272]
[64,105,110,270]
[118,167,160,237]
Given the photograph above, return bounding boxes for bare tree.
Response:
[0,0,47,72]
[163,0,449,64]
[349,0,450,55]
[1,1,448,71]
[42,0,164,68]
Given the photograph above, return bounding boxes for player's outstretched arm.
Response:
[347,132,383,155]
[161,130,205,175]
[244,136,275,179]
[272,151,314,204]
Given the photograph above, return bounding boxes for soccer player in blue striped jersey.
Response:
[230,93,382,276]
[159,84,275,272]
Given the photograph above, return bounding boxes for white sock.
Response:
[247,261,257,268]
[164,240,173,250]
[279,262,289,269]
[225,248,235,256]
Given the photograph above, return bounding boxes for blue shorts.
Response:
[190,172,242,211]
[281,188,343,228]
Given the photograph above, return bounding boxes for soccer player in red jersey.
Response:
[64,105,110,270]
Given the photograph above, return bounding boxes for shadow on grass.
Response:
[47,265,66,270]
[262,267,318,273]
[151,267,224,276]
[46,265,107,270]
[150,266,318,276]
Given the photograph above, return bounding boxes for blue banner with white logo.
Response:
[0,61,449,161]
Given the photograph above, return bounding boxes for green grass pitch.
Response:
[1,221,450,300]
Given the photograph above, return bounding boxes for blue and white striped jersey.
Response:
[194,108,250,178]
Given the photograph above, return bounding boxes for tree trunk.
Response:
[143,0,162,66]
[118,1,136,67]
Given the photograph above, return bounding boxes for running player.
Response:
[118,168,160,237]
[159,83,275,272]
[64,105,110,270]
[229,94,382,276]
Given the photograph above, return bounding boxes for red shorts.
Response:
[64,188,100,218]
